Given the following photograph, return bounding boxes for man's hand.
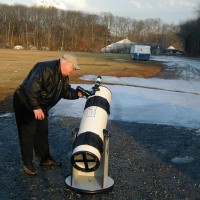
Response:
[77,86,90,98]
[33,109,45,120]
[78,91,85,98]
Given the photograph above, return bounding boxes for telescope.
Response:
[65,76,114,193]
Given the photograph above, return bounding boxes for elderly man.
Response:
[13,53,84,175]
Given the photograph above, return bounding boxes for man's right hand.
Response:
[33,109,45,120]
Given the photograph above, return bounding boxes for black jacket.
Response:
[18,59,79,112]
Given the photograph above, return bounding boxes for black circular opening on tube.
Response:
[71,151,100,172]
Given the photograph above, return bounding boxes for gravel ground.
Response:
[0,114,200,200]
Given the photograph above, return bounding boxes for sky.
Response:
[49,56,200,129]
[0,0,199,24]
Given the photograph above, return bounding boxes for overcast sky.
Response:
[0,0,199,24]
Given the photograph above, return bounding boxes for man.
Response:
[13,53,84,175]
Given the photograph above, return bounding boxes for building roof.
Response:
[167,46,176,50]
[101,38,135,52]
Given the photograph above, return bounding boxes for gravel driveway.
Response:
[0,114,200,200]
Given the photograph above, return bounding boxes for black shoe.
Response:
[22,162,37,175]
[40,158,62,167]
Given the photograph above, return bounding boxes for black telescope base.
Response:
[65,175,114,194]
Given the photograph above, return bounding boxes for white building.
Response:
[101,38,135,53]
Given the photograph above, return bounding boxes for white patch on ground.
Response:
[3,56,200,129]
[0,113,13,118]
[171,156,195,164]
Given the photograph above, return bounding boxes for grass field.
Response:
[0,49,162,112]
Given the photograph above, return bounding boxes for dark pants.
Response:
[13,89,50,164]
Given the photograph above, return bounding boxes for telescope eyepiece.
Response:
[95,76,102,86]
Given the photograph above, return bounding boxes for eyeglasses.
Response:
[67,61,76,71]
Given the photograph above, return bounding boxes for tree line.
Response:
[179,5,200,56]
[0,3,198,55]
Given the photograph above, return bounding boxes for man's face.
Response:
[61,60,76,76]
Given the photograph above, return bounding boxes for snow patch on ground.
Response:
[51,56,200,128]
[171,156,195,164]
[2,56,200,129]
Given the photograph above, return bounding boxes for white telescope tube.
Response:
[71,86,112,172]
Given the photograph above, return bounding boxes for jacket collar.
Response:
[58,59,62,76]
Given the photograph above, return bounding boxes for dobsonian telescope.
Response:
[65,76,114,193]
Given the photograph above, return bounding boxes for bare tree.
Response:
[0,3,183,53]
